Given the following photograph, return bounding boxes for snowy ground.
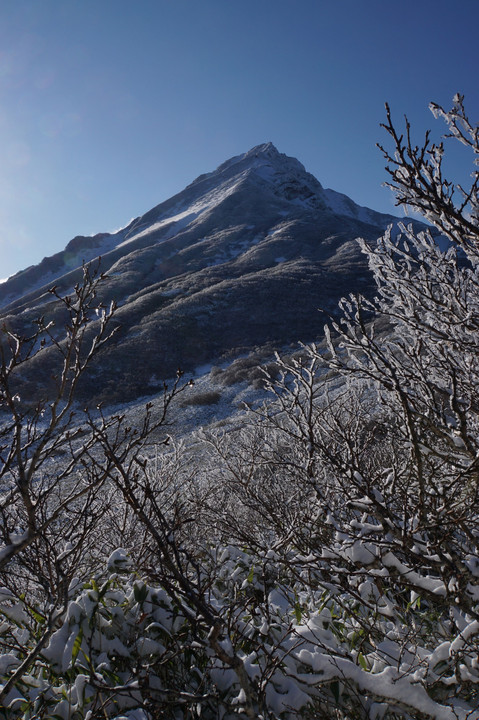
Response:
[96,360,270,450]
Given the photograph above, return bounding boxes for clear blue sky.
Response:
[0,0,477,279]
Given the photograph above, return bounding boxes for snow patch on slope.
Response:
[322,188,395,226]
[120,178,244,249]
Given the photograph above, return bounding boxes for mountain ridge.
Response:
[0,143,415,403]
[0,142,398,313]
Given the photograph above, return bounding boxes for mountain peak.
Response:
[192,142,316,195]
[245,142,280,158]
[231,142,303,172]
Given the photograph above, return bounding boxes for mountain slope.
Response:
[0,143,409,403]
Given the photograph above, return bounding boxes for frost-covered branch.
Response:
[378,94,479,257]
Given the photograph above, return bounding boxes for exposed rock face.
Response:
[0,143,410,403]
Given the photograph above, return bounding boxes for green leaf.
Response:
[30,606,46,625]
[247,565,255,584]
[358,652,368,671]
[294,601,302,624]
[330,680,340,704]
[71,627,84,667]
[97,580,110,602]
[134,583,149,605]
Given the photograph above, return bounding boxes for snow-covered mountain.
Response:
[0,143,408,403]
